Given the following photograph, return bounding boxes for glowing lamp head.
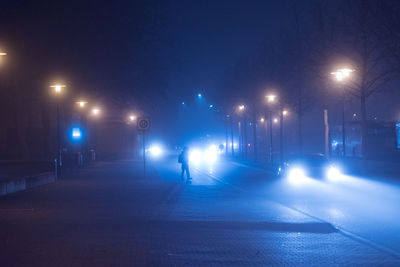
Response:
[283,110,288,116]
[129,115,136,121]
[266,94,276,103]
[260,117,265,123]
[273,118,279,123]
[51,84,66,94]
[91,108,100,116]
[76,101,88,108]
[331,68,354,82]
[238,105,245,111]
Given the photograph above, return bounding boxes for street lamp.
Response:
[91,107,101,116]
[331,68,354,158]
[237,105,247,158]
[266,94,276,103]
[50,84,66,94]
[50,83,66,176]
[76,101,88,108]
[129,114,136,122]
[266,93,286,163]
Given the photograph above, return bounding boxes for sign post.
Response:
[137,117,150,176]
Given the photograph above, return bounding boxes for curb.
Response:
[0,172,56,197]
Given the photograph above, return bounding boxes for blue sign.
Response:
[71,127,83,142]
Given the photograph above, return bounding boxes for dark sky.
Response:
[0,0,289,142]
[1,0,399,147]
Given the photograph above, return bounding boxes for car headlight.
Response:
[149,145,163,158]
[288,167,306,180]
[189,149,203,164]
[326,166,341,179]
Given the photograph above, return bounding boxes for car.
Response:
[277,154,342,179]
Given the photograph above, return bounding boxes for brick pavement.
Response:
[0,160,398,266]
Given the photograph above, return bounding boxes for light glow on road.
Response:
[205,145,218,164]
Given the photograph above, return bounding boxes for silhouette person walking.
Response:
[179,147,191,181]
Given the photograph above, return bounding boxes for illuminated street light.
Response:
[129,114,136,121]
[283,110,288,116]
[50,84,66,94]
[266,94,276,103]
[91,108,101,116]
[331,67,355,158]
[331,68,354,82]
[50,83,66,177]
[273,118,279,123]
[260,117,265,123]
[76,101,88,108]
[238,105,245,111]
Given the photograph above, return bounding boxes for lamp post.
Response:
[50,84,66,175]
[331,68,354,158]
[237,105,245,158]
[76,100,88,165]
[266,94,276,162]
[225,115,230,156]
[266,94,288,163]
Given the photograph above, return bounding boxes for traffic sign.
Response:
[137,117,150,131]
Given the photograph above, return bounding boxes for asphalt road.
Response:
[0,157,399,266]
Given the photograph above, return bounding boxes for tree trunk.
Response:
[360,90,367,158]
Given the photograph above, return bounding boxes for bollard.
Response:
[90,149,96,161]
[77,152,83,167]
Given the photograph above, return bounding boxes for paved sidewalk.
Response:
[0,159,398,266]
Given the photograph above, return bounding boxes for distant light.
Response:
[76,101,88,108]
[149,145,163,158]
[205,145,218,164]
[238,105,245,111]
[266,94,276,103]
[129,115,136,121]
[189,149,203,164]
[247,143,251,147]
[197,93,202,98]
[0,52,7,56]
[260,117,265,123]
[331,68,354,82]
[326,166,341,180]
[332,140,338,147]
[182,101,185,105]
[283,110,288,116]
[287,166,309,185]
[273,118,279,123]
[50,84,66,94]
[209,104,213,108]
[92,108,100,116]
[71,127,82,141]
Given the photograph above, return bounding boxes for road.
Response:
[0,157,399,266]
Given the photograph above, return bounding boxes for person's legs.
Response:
[181,164,185,179]
[186,165,191,179]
